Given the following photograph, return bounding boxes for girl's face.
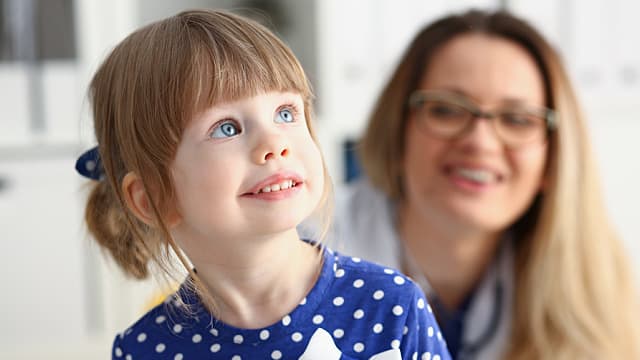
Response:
[401,34,549,233]
[170,91,324,250]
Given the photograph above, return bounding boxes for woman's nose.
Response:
[251,131,290,164]
[456,117,502,151]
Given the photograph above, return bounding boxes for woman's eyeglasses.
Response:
[408,90,555,148]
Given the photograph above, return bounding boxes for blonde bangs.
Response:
[180,10,313,120]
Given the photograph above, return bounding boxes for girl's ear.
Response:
[122,172,183,228]
[122,172,155,226]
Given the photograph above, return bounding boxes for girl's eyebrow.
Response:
[275,92,304,104]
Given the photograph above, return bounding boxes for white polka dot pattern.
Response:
[312,315,324,324]
[109,248,451,359]
[85,160,96,171]
[417,298,425,309]
[373,323,383,333]
[373,290,385,300]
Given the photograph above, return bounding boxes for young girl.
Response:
[75,9,450,360]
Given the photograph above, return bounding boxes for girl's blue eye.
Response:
[210,121,241,138]
[275,108,295,124]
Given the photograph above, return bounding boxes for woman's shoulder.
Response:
[335,178,390,214]
[330,180,403,268]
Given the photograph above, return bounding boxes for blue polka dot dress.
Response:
[112,247,451,359]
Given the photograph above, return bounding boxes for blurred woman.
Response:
[331,9,640,359]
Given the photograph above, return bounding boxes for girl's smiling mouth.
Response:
[242,171,304,199]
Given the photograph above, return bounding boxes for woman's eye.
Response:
[275,108,295,124]
[502,113,535,127]
[426,102,467,118]
[210,120,241,138]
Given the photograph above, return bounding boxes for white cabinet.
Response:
[0,154,110,358]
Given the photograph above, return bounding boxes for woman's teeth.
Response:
[256,180,296,194]
[456,168,494,183]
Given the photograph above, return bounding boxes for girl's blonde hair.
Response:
[360,9,639,359]
[85,9,332,312]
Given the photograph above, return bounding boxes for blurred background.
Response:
[0,0,638,358]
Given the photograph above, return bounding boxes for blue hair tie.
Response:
[75,146,105,181]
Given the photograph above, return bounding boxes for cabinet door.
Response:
[0,156,108,359]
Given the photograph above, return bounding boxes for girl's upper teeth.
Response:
[456,168,494,183]
[257,180,295,194]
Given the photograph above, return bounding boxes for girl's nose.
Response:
[251,132,290,164]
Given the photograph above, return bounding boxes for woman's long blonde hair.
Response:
[84,9,332,313]
[360,9,639,359]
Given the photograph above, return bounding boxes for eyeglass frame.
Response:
[407,90,556,147]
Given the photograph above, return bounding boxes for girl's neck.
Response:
[397,203,502,310]
[190,230,322,329]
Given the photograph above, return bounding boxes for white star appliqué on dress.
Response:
[299,328,402,360]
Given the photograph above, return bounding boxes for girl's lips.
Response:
[242,183,303,201]
[243,171,304,195]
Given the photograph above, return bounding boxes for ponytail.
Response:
[85,180,152,279]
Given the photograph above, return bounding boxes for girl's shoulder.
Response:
[315,249,450,359]
[325,248,425,306]
[110,289,211,359]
